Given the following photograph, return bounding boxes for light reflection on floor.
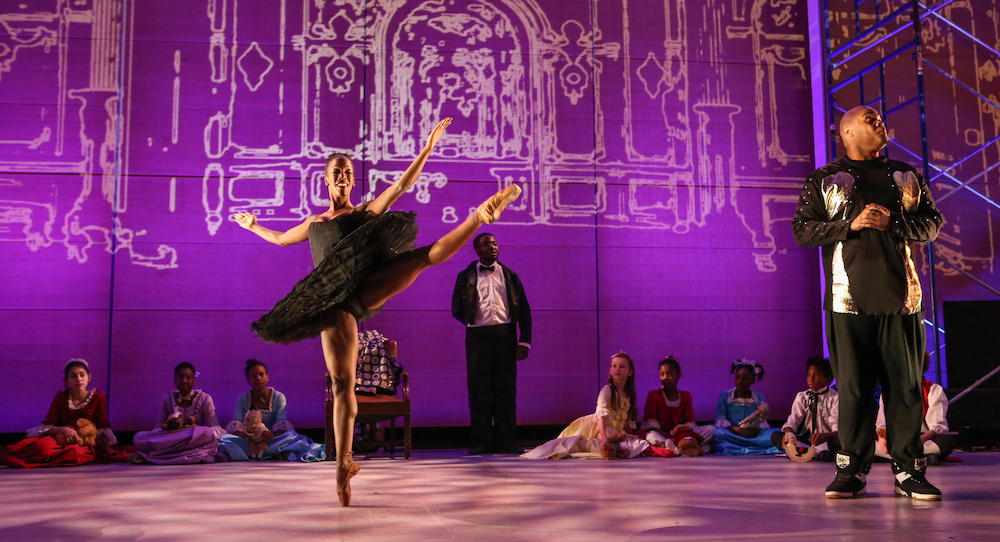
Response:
[1,450,997,541]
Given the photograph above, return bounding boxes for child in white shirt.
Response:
[876,351,953,464]
[772,356,840,461]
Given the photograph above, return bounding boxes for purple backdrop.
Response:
[2,0,991,434]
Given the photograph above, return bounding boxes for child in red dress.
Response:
[640,356,714,456]
[0,359,116,468]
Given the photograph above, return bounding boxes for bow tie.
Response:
[805,388,827,435]
[479,265,495,273]
[805,388,829,414]
[806,388,828,405]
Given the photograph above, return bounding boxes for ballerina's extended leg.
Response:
[356,185,522,309]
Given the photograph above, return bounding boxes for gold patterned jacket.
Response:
[792,157,942,315]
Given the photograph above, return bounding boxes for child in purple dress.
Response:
[131,362,225,464]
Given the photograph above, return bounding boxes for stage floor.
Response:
[1,450,997,541]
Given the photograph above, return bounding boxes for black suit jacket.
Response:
[451,261,532,345]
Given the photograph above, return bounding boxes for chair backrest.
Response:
[384,340,410,400]
[325,338,408,400]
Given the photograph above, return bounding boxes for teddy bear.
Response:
[51,418,98,446]
[162,415,196,431]
[242,410,270,459]
[73,418,98,447]
[668,424,706,457]
[599,431,629,460]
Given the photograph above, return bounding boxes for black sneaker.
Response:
[893,458,942,501]
[468,445,491,455]
[494,443,525,455]
[826,451,869,498]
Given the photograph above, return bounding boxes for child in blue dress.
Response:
[218,359,325,461]
[714,359,780,455]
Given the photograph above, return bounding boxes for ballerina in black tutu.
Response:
[234,117,521,506]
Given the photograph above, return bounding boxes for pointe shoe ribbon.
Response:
[475,185,522,225]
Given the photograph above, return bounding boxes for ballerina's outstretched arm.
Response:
[233,212,315,247]
[360,117,452,215]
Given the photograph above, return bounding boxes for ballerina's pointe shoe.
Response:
[337,459,360,507]
[475,185,522,225]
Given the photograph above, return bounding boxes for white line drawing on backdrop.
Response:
[191,0,816,272]
[0,0,178,269]
[2,0,990,275]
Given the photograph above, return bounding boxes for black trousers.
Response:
[827,312,925,473]
[466,324,517,447]
[930,433,955,459]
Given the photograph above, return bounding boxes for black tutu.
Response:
[252,211,418,343]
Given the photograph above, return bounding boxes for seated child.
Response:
[522,352,652,459]
[875,351,954,464]
[640,356,714,456]
[130,362,226,465]
[714,358,780,455]
[218,359,325,462]
[0,359,118,468]
[771,356,840,461]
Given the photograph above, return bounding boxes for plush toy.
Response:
[51,419,98,446]
[163,415,196,431]
[599,431,629,460]
[670,424,705,457]
[74,419,98,447]
[676,435,703,457]
[781,430,817,461]
[243,410,269,459]
[739,402,769,429]
[784,440,816,462]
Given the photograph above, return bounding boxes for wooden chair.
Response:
[325,339,411,459]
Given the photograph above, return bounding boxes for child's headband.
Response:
[64,358,89,371]
[730,358,763,377]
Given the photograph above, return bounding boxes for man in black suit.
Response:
[452,232,531,455]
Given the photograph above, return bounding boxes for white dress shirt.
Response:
[781,386,839,435]
[472,262,511,327]
[468,262,530,350]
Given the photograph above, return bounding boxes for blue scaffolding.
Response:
[810,0,1000,385]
